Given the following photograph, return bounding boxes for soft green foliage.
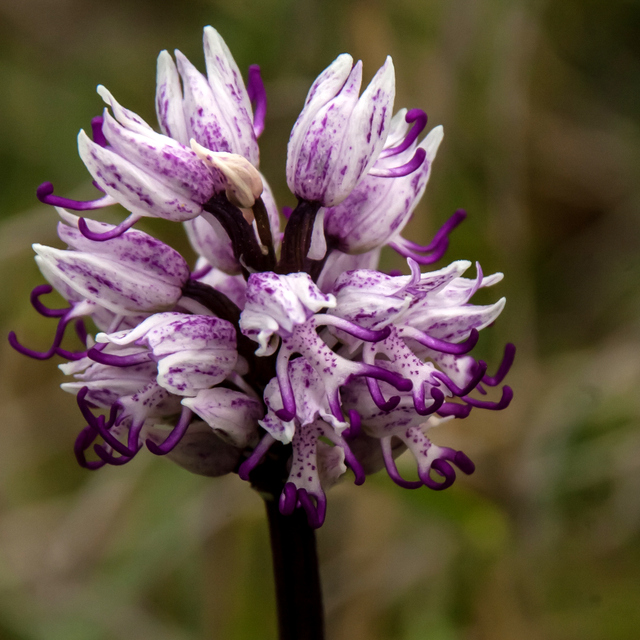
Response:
[1,0,640,638]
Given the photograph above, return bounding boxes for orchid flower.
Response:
[10,26,514,534]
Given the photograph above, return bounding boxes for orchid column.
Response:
[10,26,514,640]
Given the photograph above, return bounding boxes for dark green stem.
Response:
[277,199,321,274]
[264,495,325,640]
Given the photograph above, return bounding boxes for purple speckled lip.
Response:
[8,25,515,530]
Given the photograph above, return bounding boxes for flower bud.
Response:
[33,215,190,316]
[286,55,395,207]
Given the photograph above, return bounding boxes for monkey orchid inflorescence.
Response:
[10,26,514,531]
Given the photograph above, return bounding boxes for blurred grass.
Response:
[1,0,640,638]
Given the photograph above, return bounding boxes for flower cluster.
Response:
[10,27,514,528]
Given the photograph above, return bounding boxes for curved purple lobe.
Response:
[379,109,427,159]
[344,409,361,439]
[279,482,298,515]
[238,433,276,481]
[30,284,69,318]
[91,116,108,147]
[37,182,112,211]
[145,406,193,455]
[381,438,422,489]
[78,214,141,242]
[482,343,515,386]
[414,387,445,416]
[87,348,152,368]
[74,424,106,470]
[409,328,479,355]
[368,147,426,178]
[454,451,475,475]
[297,488,326,529]
[402,209,467,253]
[433,360,487,396]
[463,385,513,410]
[365,377,401,411]
[8,310,75,360]
[437,403,472,419]
[247,65,267,138]
[421,458,455,491]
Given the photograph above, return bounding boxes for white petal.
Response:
[96,85,154,135]
[78,130,202,221]
[156,50,189,144]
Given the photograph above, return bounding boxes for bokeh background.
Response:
[1,0,640,638]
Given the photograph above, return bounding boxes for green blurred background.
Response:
[1,0,640,638]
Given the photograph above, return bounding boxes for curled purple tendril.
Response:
[369,147,426,178]
[8,287,92,361]
[408,327,479,355]
[380,109,428,159]
[324,317,391,343]
[279,482,298,515]
[403,209,467,254]
[432,360,487,397]
[36,182,112,211]
[343,410,361,439]
[420,448,475,490]
[381,437,422,489]
[77,215,139,242]
[389,209,467,265]
[297,488,326,529]
[328,390,344,422]
[238,432,276,481]
[382,434,474,492]
[87,348,152,367]
[274,360,297,422]
[91,116,107,147]
[190,263,213,280]
[366,377,401,411]
[463,385,513,410]
[420,458,456,490]
[342,441,365,485]
[74,319,89,346]
[93,442,133,465]
[482,343,516,386]
[74,424,106,470]
[145,406,193,455]
[437,403,472,418]
[76,388,132,452]
[247,64,267,138]
[94,414,145,464]
[281,484,325,525]
[30,285,67,318]
[74,387,128,469]
[8,310,74,360]
[414,386,445,416]
[360,364,413,393]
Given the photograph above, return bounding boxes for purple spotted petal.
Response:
[78,131,203,221]
[101,110,216,204]
[33,244,185,315]
[56,211,190,288]
[203,26,258,165]
[323,124,443,253]
[323,57,395,206]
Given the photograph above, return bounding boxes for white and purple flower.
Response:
[11,27,515,528]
